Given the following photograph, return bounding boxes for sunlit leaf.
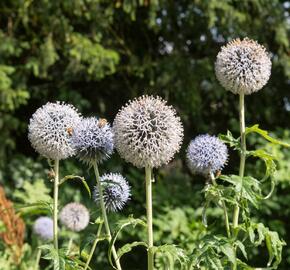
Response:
[245,125,290,147]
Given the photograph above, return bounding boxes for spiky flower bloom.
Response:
[28,102,81,160]
[215,38,271,95]
[72,117,114,165]
[186,134,228,176]
[93,173,130,212]
[60,202,90,232]
[113,95,184,168]
[33,217,53,241]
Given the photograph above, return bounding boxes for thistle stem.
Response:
[232,93,247,270]
[84,222,103,270]
[34,248,42,270]
[145,166,154,270]
[209,173,231,238]
[53,159,59,269]
[66,236,73,255]
[93,163,122,270]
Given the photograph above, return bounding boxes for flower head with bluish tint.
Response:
[113,95,184,168]
[28,102,81,160]
[33,217,53,241]
[94,173,130,212]
[215,38,271,95]
[72,117,114,165]
[60,202,90,232]
[186,134,228,176]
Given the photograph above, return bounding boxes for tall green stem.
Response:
[232,93,246,231]
[145,166,154,270]
[66,236,73,256]
[53,159,59,269]
[34,248,42,270]
[232,93,247,270]
[209,173,231,238]
[84,222,103,270]
[93,163,122,270]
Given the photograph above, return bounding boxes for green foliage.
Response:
[108,216,147,268]
[14,179,51,204]
[0,0,289,269]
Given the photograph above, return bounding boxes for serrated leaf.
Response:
[245,125,290,147]
[219,243,236,264]
[59,175,91,197]
[14,179,51,204]
[16,200,53,216]
[153,244,188,267]
[246,222,285,269]
[235,240,248,260]
[219,130,240,150]
[249,149,277,199]
[117,241,147,259]
[108,216,146,269]
[220,175,262,208]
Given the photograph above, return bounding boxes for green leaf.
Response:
[190,235,235,269]
[16,200,53,216]
[108,216,146,269]
[246,222,285,269]
[250,149,277,181]
[117,241,147,259]
[249,149,277,199]
[59,175,91,197]
[235,240,248,260]
[153,244,188,268]
[245,125,290,147]
[219,130,240,150]
[79,233,104,254]
[220,175,262,208]
[14,179,51,204]
[219,243,236,264]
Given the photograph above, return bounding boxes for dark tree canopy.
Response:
[0,0,289,269]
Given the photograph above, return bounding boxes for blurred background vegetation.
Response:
[0,0,289,269]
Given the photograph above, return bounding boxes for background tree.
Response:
[0,0,289,269]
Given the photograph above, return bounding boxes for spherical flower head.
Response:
[186,134,228,176]
[60,202,90,232]
[33,216,53,241]
[113,95,184,168]
[72,117,114,165]
[28,102,82,160]
[93,173,130,212]
[215,38,271,95]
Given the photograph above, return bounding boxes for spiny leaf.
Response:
[153,244,188,267]
[235,240,248,260]
[79,233,106,255]
[249,149,277,199]
[14,179,51,204]
[59,175,91,197]
[219,130,240,150]
[16,200,53,216]
[117,241,147,259]
[246,222,285,269]
[245,125,290,147]
[108,216,146,269]
[220,175,262,208]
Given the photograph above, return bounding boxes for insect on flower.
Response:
[98,118,108,128]
[66,127,73,136]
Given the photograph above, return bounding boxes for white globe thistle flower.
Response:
[186,134,228,176]
[28,102,82,160]
[113,95,184,168]
[60,202,90,232]
[72,117,114,165]
[33,216,53,241]
[93,173,131,212]
[215,38,271,95]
